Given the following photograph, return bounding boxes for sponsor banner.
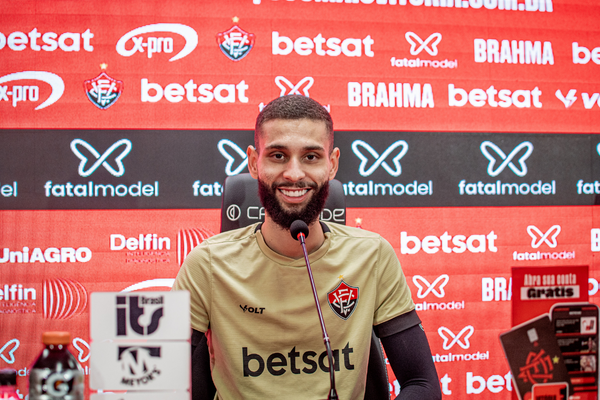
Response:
[3,130,600,209]
[1,0,600,133]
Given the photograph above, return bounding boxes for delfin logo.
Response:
[0,71,64,110]
[116,23,198,62]
[218,139,248,176]
[177,227,215,266]
[351,140,408,177]
[43,278,87,320]
[70,138,132,177]
[480,141,533,177]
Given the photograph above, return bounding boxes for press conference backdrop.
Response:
[1,0,600,398]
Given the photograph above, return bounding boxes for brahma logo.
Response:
[482,277,512,302]
[474,38,554,65]
[433,325,488,363]
[514,224,574,261]
[390,32,458,69]
[43,278,87,319]
[412,275,465,312]
[116,23,198,61]
[177,228,214,266]
[348,82,434,108]
[0,71,64,110]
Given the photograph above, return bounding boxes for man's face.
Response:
[247,118,340,229]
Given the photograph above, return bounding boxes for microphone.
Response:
[290,220,339,400]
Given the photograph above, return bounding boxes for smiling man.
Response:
[173,95,441,400]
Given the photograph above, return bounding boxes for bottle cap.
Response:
[0,369,16,386]
[42,331,71,345]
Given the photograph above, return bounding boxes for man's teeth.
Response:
[280,189,308,197]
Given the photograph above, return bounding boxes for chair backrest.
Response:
[220,173,346,233]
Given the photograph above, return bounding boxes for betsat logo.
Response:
[434,325,488,363]
[343,140,433,197]
[116,24,197,61]
[556,89,600,109]
[572,42,600,65]
[576,144,600,195]
[45,139,159,199]
[0,28,94,52]
[110,233,171,264]
[401,231,497,255]
[412,274,464,312]
[272,31,373,57]
[390,32,458,69]
[458,141,556,197]
[348,82,434,108]
[513,224,575,261]
[141,78,248,104]
[449,84,542,109]
[474,38,554,65]
[0,71,64,110]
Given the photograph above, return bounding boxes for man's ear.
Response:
[328,147,340,180]
[247,145,259,179]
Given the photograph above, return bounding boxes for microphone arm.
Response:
[291,220,339,400]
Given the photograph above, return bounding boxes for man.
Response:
[173,95,441,400]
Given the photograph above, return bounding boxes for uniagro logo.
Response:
[177,228,215,266]
[0,71,64,110]
[116,23,198,61]
[43,278,87,319]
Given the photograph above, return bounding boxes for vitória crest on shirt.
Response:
[327,280,359,320]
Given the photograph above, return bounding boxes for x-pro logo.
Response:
[218,139,248,176]
[352,140,408,177]
[438,326,473,350]
[405,32,442,56]
[275,76,313,97]
[116,23,198,62]
[527,225,561,249]
[480,141,533,177]
[0,71,65,110]
[412,275,449,299]
[70,139,132,177]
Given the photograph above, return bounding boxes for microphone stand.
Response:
[296,229,339,400]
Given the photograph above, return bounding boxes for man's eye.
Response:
[306,154,318,161]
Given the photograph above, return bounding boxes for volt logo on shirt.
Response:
[243,343,354,377]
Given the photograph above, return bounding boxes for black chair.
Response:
[215,173,390,400]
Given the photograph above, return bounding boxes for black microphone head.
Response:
[290,220,309,241]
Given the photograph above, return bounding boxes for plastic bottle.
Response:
[28,332,84,400]
[0,369,19,400]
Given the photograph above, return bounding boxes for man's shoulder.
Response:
[203,223,259,246]
[325,221,383,241]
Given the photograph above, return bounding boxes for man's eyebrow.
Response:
[264,144,325,152]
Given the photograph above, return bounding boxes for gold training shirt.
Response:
[173,222,415,400]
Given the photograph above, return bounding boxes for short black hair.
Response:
[255,95,333,152]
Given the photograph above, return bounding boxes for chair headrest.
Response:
[220,173,346,232]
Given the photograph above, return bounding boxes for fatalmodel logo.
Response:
[72,338,90,363]
[43,278,87,320]
[116,23,198,61]
[259,76,329,112]
[45,139,158,199]
[348,82,434,108]
[272,31,374,57]
[513,224,575,261]
[217,21,255,61]
[0,71,64,110]
[576,143,600,195]
[0,339,19,364]
[84,71,123,110]
[434,325,488,363]
[391,32,457,69]
[459,141,555,197]
[177,228,214,266]
[556,89,600,109]
[116,295,164,336]
[474,38,554,65]
[192,139,247,198]
[0,28,94,52]
[344,139,432,197]
[412,274,464,312]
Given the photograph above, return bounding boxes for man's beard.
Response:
[258,178,329,230]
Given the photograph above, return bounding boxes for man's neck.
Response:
[260,217,325,259]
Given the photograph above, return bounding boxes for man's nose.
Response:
[282,157,306,182]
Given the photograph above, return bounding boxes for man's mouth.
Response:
[279,188,310,198]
